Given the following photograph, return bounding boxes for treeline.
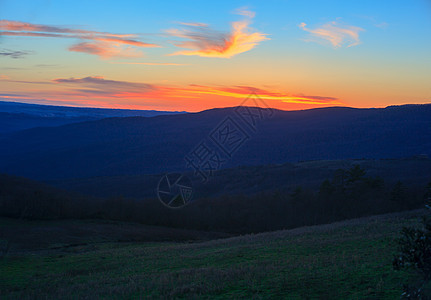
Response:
[0,167,430,234]
[0,174,101,220]
[142,165,428,233]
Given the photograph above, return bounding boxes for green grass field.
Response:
[0,211,424,299]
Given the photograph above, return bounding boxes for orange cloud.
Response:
[167,10,269,58]
[0,20,159,58]
[299,21,364,48]
[166,85,341,105]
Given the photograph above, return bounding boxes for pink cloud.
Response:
[0,20,159,58]
[69,42,144,59]
[299,21,364,48]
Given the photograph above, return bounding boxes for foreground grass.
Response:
[0,211,423,299]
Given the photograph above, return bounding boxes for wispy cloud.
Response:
[0,48,33,59]
[0,93,24,97]
[234,7,256,19]
[356,15,388,29]
[171,85,341,105]
[52,76,155,96]
[109,62,187,66]
[299,21,364,48]
[68,42,144,58]
[34,64,59,68]
[0,20,159,58]
[166,9,269,58]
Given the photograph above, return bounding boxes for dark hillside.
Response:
[1,104,430,180]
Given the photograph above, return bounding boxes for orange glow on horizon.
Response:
[0,75,343,112]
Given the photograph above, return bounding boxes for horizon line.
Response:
[1,99,430,114]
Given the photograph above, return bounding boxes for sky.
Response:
[0,0,430,112]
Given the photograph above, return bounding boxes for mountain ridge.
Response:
[0,100,187,134]
[0,103,430,180]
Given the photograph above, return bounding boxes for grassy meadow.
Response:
[0,210,424,299]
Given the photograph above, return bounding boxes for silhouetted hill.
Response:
[0,104,430,180]
[0,101,186,134]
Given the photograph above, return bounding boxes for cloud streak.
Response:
[2,75,342,110]
[0,20,159,58]
[167,10,268,58]
[52,76,155,96]
[299,21,364,48]
[109,62,187,66]
[68,42,144,58]
[0,48,33,59]
[170,85,341,105]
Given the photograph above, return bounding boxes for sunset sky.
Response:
[0,0,430,112]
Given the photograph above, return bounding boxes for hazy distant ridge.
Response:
[0,104,430,179]
[0,100,187,133]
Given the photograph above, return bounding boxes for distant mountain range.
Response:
[0,101,186,134]
[0,104,430,180]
